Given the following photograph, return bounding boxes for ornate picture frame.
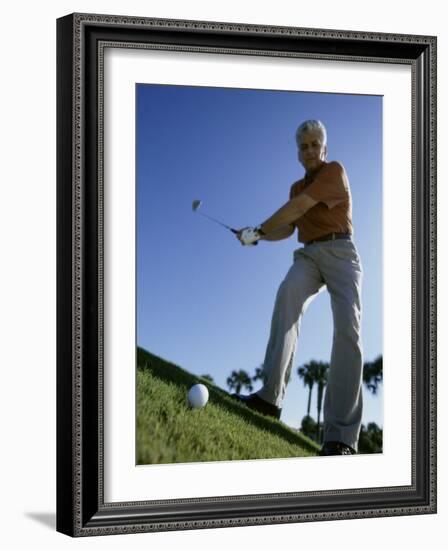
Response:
[57,13,436,536]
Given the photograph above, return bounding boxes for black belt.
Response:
[305,232,352,246]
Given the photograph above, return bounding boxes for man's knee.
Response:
[277,277,308,308]
[332,295,361,326]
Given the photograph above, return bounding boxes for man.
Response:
[234,120,363,456]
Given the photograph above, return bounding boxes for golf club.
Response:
[192,199,238,234]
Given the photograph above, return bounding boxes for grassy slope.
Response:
[137,347,319,465]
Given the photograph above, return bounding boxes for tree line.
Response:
[216,355,383,453]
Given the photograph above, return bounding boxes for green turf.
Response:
[136,347,319,465]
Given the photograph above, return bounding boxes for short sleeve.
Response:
[304,161,349,209]
[289,180,302,200]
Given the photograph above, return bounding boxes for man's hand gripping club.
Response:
[236,226,264,246]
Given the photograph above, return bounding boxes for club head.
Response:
[192,199,202,212]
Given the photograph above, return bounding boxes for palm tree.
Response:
[363,356,383,395]
[311,361,329,443]
[252,365,267,386]
[297,363,315,416]
[226,369,254,394]
[297,360,329,442]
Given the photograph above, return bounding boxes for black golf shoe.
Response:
[319,441,356,456]
[231,392,281,419]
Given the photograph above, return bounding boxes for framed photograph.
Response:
[57,13,437,536]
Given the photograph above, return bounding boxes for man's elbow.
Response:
[284,224,295,238]
[299,193,318,213]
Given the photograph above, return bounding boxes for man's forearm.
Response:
[259,193,317,235]
[260,224,295,241]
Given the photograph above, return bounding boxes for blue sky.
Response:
[136,84,383,429]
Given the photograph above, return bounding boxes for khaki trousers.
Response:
[257,238,363,451]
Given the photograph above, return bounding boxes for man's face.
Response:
[297,130,327,173]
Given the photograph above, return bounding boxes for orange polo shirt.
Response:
[289,161,353,243]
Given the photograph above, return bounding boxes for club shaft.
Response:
[197,211,237,233]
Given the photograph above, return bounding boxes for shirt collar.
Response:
[304,161,327,185]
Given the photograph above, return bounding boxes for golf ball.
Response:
[188,384,209,409]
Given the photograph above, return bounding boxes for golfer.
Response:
[235,119,363,456]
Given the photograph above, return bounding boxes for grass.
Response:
[136,346,320,465]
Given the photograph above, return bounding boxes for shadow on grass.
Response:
[137,347,319,454]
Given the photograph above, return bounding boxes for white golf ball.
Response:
[188,384,209,409]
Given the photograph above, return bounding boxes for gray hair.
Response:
[295,120,327,147]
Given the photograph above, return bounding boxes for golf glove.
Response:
[239,227,262,246]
